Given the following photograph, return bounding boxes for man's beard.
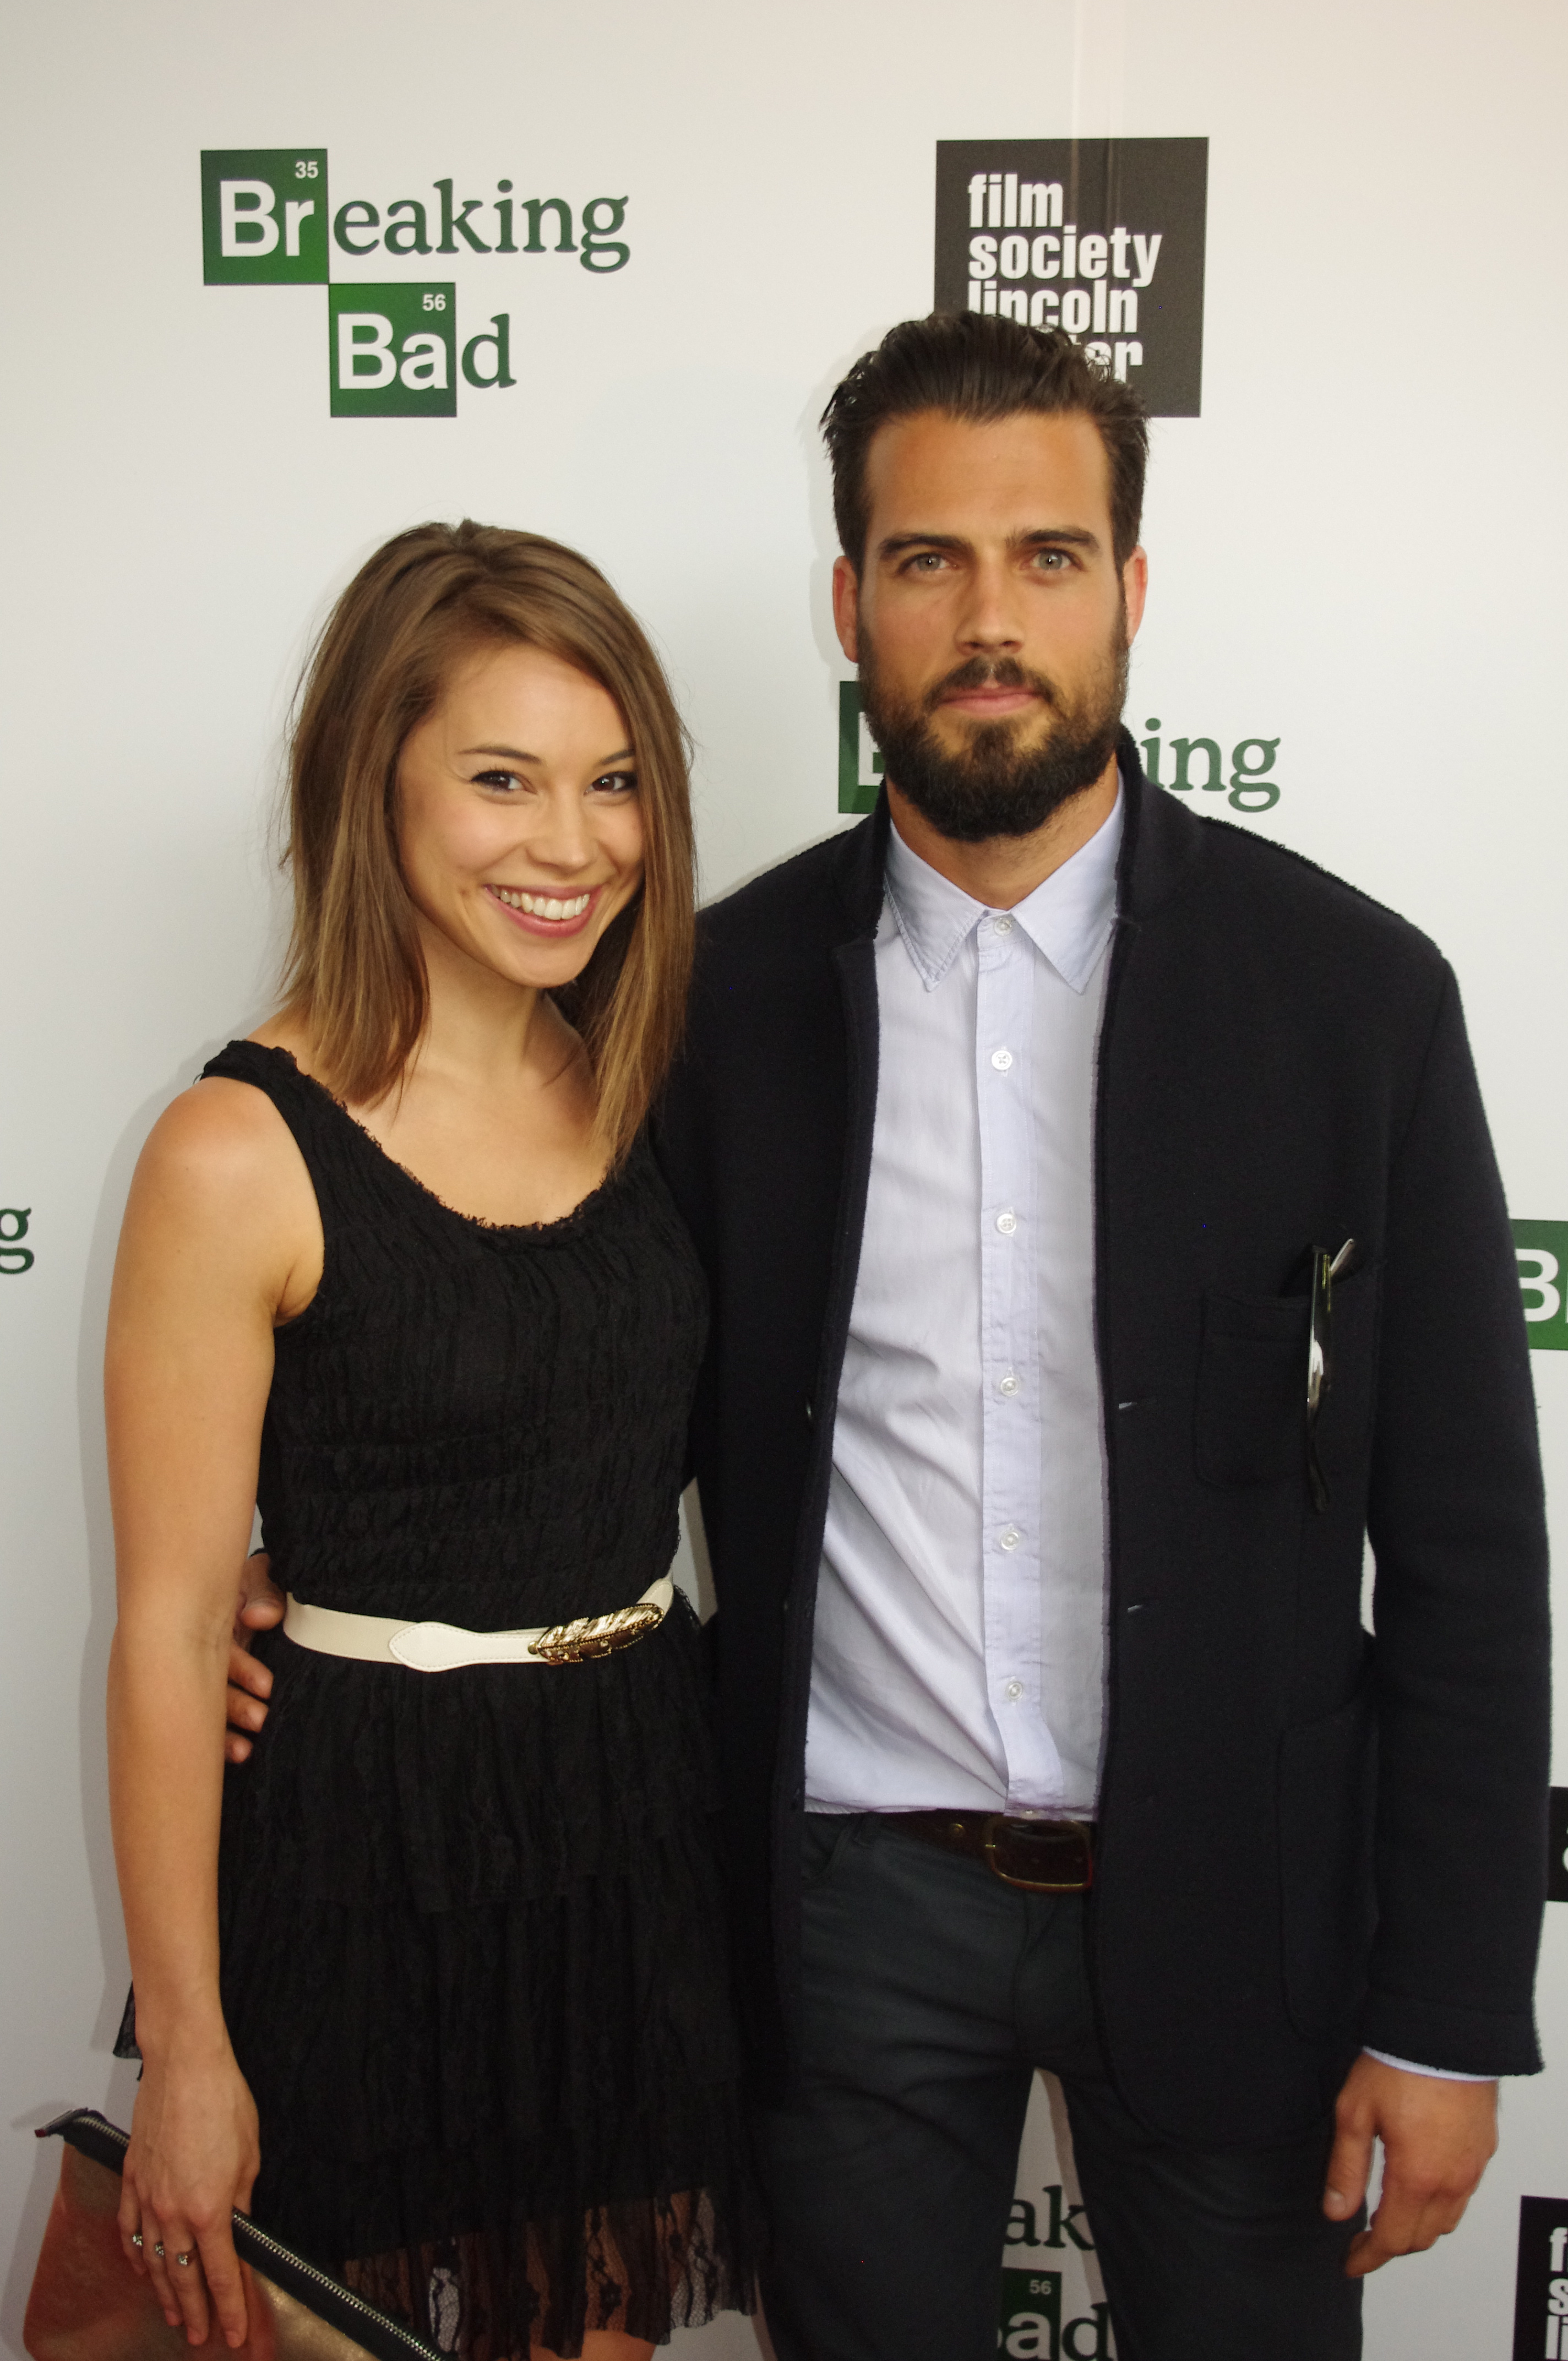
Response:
[858,624,1129,846]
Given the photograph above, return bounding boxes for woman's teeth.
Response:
[492,888,592,920]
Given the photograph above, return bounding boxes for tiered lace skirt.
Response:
[210,1596,759,2358]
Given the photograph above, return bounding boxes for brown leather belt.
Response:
[883,1811,1095,1892]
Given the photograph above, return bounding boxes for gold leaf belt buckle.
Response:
[531,1598,666,1666]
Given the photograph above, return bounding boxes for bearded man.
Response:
[654,315,1548,2360]
[228,316,1549,2359]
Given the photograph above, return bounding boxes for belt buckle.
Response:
[531,1599,663,1666]
[981,1814,1093,1894]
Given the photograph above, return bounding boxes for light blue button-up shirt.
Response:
[804,795,1122,1819]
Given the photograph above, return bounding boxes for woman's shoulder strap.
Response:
[197,1040,357,1220]
[200,1037,319,1109]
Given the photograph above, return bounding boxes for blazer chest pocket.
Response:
[1195,1289,1310,1487]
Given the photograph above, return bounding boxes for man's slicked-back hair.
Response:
[821,313,1150,575]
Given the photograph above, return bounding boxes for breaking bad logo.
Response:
[0,1210,33,1275]
[1512,1221,1568,1350]
[934,139,1208,416]
[199,148,629,416]
[836,684,1285,818]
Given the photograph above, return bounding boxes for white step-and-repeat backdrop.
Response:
[2,2,1565,2355]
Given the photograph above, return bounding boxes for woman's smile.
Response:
[484,882,600,935]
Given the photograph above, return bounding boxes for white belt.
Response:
[283,1575,674,1673]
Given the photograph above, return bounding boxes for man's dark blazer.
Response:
[652,737,1550,2147]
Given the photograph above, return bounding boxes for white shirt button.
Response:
[992,914,1015,935]
[995,1209,1017,1235]
[1005,1679,1024,1702]
[990,1047,1014,1072]
[998,1372,1020,1397]
[999,1525,1021,1552]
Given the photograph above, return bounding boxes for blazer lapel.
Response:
[1115,732,1210,924]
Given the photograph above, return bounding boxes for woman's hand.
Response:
[225,1554,284,1764]
[118,2040,260,2348]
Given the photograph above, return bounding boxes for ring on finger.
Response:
[153,2242,165,2260]
[175,2253,194,2268]
[130,2232,144,2250]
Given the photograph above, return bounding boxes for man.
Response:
[232,315,1550,2358]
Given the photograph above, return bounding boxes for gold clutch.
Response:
[25,2111,438,2361]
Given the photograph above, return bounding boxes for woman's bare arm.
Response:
[105,1078,318,2347]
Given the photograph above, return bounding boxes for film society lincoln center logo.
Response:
[934,138,1207,412]
[200,148,631,416]
[1516,2199,1568,2359]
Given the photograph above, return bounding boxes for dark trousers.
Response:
[755,1815,1363,2361]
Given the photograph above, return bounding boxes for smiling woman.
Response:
[101,523,758,2361]
[281,522,695,1167]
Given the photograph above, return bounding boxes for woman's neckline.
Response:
[239,1040,620,1239]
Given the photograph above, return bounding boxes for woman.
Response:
[105,523,757,2360]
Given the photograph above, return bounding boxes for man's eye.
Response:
[1035,550,1071,571]
[590,770,638,796]
[908,552,948,573]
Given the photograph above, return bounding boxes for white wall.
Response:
[2,3,1564,2354]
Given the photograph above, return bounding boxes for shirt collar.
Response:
[884,782,1124,995]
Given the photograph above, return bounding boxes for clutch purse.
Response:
[25,2110,439,2361]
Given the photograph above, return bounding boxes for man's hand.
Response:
[1324,2054,1498,2275]
[224,1553,284,1764]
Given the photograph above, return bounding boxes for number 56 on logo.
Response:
[1512,1221,1568,1351]
[328,283,456,417]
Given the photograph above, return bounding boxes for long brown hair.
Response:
[280,520,695,1164]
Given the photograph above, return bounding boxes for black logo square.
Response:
[1513,2196,1568,2359]
[1549,1787,1568,1905]
[934,138,1207,417]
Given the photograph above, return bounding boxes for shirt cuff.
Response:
[1362,2047,1497,2083]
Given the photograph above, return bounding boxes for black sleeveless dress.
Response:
[193,1043,755,2355]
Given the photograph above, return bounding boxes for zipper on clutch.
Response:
[231,2215,440,2357]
